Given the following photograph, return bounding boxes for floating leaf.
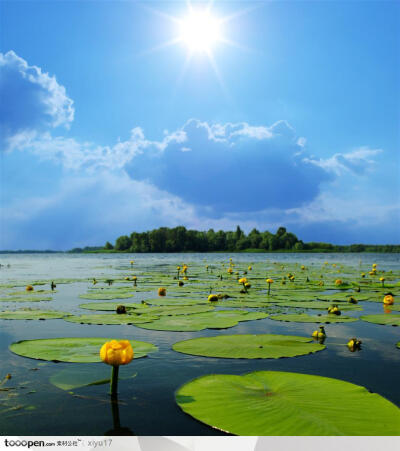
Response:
[0,295,52,303]
[135,310,268,332]
[176,371,400,435]
[0,309,71,320]
[79,291,134,300]
[145,298,208,306]
[63,313,157,325]
[173,334,325,359]
[360,314,400,326]
[79,302,140,311]
[269,313,357,323]
[10,337,158,363]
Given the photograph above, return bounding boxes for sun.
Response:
[178,10,222,53]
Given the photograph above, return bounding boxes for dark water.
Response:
[0,253,399,435]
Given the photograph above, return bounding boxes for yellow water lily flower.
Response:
[266,278,274,284]
[158,287,167,296]
[208,294,219,303]
[248,266,252,271]
[26,285,34,291]
[372,263,377,268]
[100,340,133,366]
[383,294,394,305]
[238,277,248,284]
[335,279,343,286]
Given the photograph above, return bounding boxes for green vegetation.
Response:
[91,226,400,253]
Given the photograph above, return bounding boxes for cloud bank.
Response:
[0,51,74,150]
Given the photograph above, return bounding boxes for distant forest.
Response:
[69,226,400,253]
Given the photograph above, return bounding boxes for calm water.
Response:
[0,253,399,435]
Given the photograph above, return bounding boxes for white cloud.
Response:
[0,51,74,149]
[303,147,382,175]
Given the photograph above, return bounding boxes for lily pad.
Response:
[272,301,362,311]
[135,310,268,332]
[63,313,157,325]
[173,334,325,359]
[269,313,358,323]
[79,302,140,311]
[360,314,400,326]
[176,371,400,435]
[9,337,158,362]
[145,298,208,306]
[0,309,71,320]
[79,291,134,300]
[0,295,52,302]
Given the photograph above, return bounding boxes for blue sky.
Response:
[1,0,399,249]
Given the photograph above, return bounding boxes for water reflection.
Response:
[105,395,135,436]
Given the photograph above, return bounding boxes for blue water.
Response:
[0,253,399,435]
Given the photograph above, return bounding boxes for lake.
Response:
[0,252,399,435]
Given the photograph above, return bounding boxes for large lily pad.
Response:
[0,309,71,320]
[0,295,52,302]
[360,314,400,326]
[135,310,268,332]
[271,300,362,311]
[79,291,134,300]
[173,334,325,359]
[9,337,158,362]
[175,371,400,435]
[145,298,208,306]
[63,313,157,325]
[79,302,140,311]
[269,313,358,323]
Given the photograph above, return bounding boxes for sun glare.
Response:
[179,10,222,53]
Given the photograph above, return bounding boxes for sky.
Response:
[0,0,399,250]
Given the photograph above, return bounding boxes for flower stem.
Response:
[110,365,119,397]
[268,284,271,295]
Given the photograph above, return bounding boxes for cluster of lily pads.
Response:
[1,258,400,435]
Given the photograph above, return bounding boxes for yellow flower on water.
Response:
[227,267,233,274]
[335,279,343,286]
[248,266,252,271]
[100,340,133,366]
[26,285,34,291]
[132,276,137,281]
[379,277,385,282]
[266,279,274,284]
[183,276,188,280]
[124,277,130,281]
[372,263,377,268]
[177,266,181,271]
[301,265,305,270]
[332,264,337,268]
[383,294,394,305]
[130,261,134,265]
[158,287,167,296]
[238,277,248,284]
[361,273,366,278]
[369,271,376,276]
[245,282,251,289]
[208,294,219,303]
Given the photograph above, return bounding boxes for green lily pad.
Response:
[9,337,158,363]
[132,305,215,316]
[63,313,157,325]
[145,298,208,306]
[0,309,71,320]
[49,366,138,391]
[269,313,358,323]
[173,334,325,359]
[176,371,400,435]
[79,291,134,300]
[0,295,52,302]
[360,314,400,326]
[79,302,140,311]
[272,301,362,311]
[135,310,268,332]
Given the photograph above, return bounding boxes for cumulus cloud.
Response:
[0,51,74,150]
[125,119,332,214]
[303,147,382,175]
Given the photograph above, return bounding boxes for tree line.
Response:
[73,226,400,253]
